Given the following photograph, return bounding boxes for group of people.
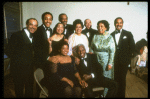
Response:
[5,12,136,98]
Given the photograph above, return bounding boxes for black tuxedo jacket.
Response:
[77,53,103,80]
[82,28,97,46]
[64,24,74,39]
[34,25,52,64]
[111,29,135,66]
[5,29,35,72]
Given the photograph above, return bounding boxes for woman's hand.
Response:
[75,57,80,65]
[67,79,74,88]
[108,65,112,70]
[48,37,52,46]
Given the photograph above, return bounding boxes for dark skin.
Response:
[48,44,88,88]
[77,45,92,81]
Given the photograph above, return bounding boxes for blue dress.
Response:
[90,32,115,97]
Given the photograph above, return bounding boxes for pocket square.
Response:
[123,36,127,39]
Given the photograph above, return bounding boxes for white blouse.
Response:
[68,33,89,56]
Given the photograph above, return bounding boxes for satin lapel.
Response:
[118,29,125,47]
[21,30,31,44]
[41,25,47,40]
[87,54,90,68]
[112,32,118,47]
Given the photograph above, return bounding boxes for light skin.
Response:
[85,19,92,29]
[42,14,53,28]
[115,19,123,31]
[26,19,38,33]
[75,24,82,35]
[60,14,68,26]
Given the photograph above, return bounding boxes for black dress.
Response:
[48,56,81,97]
[49,37,64,57]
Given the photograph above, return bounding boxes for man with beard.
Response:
[34,12,53,69]
[58,13,74,39]
[111,17,135,98]
[82,19,97,46]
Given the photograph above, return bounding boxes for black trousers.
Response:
[114,62,128,98]
[10,65,34,98]
[83,76,118,98]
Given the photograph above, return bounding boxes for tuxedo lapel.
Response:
[112,32,118,47]
[118,29,125,47]
[21,30,31,44]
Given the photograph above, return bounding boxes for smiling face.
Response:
[115,18,123,31]
[85,19,92,29]
[77,45,86,59]
[26,19,38,33]
[60,14,68,26]
[56,23,64,35]
[43,14,53,28]
[60,44,69,56]
[75,24,82,35]
[97,23,107,34]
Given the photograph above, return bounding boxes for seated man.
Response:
[76,44,118,98]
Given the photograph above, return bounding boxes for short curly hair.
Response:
[73,19,84,30]
[97,20,110,31]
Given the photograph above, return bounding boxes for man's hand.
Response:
[79,80,88,88]
[83,74,92,81]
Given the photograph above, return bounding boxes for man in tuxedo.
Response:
[111,17,135,98]
[58,13,74,39]
[5,18,38,98]
[82,19,97,46]
[34,12,53,69]
[76,44,118,98]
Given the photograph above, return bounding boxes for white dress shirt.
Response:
[81,54,95,78]
[24,28,33,43]
[43,25,50,38]
[115,29,122,45]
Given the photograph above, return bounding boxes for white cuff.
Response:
[91,73,95,78]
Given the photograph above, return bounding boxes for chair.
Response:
[34,68,49,98]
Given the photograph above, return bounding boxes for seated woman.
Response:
[47,41,87,98]
[48,22,68,56]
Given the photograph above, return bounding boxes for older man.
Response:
[58,13,74,39]
[5,18,38,98]
[76,44,118,98]
[82,19,97,46]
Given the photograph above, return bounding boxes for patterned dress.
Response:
[90,32,115,97]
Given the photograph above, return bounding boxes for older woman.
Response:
[90,20,116,97]
[68,19,89,57]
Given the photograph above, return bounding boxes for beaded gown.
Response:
[90,32,116,97]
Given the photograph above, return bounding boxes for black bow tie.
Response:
[29,33,33,38]
[65,26,67,29]
[116,30,120,34]
[81,58,87,61]
[46,27,50,31]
